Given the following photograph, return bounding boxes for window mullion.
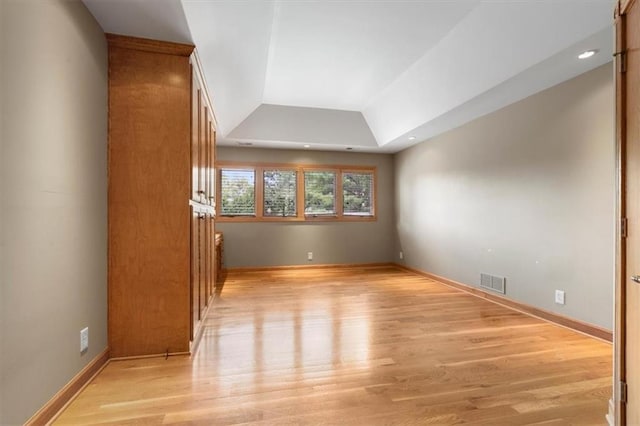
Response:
[256,166,264,219]
[215,168,221,217]
[297,167,305,220]
[336,168,343,219]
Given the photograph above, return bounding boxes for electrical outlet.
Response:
[307,252,313,261]
[555,290,565,305]
[80,327,89,353]
[399,251,404,260]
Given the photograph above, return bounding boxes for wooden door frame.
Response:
[615,0,636,424]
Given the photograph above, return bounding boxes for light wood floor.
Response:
[55,266,612,425]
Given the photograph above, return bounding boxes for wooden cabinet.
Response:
[108,34,216,358]
[190,62,217,343]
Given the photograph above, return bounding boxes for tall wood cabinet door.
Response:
[199,104,208,203]
[209,122,216,207]
[191,76,201,202]
[191,207,200,338]
[203,212,210,304]
[199,212,207,318]
[209,123,216,292]
[210,215,216,293]
[621,0,640,422]
[204,121,209,205]
[205,213,212,300]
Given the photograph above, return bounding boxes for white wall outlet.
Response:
[399,251,404,260]
[555,290,565,305]
[80,327,89,353]
[307,252,313,261]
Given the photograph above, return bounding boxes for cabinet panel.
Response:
[205,119,212,205]
[198,212,207,319]
[108,35,192,357]
[206,213,214,299]
[191,78,201,202]
[209,121,216,207]
[199,104,208,203]
[190,207,200,339]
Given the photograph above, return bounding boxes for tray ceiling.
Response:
[84,0,614,153]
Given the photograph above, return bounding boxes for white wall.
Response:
[395,64,615,329]
[227,104,378,150]
[0,1,108,423]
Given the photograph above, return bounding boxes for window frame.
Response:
[341,169,375,218]
[262,167,299,218]
[303,168,338,218]
[216,161,377,222]
[218,166,257,217]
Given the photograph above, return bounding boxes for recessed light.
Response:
[578,50,597,59]
[408,136,416,141]
[303,144,310,148]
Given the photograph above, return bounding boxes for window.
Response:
[342,171,373,216]
[304,171,336,216]
[217,162,376,222]
[220,168,255,216]
[264,170,297,217]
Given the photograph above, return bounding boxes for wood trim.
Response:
[216,215,376,223]
[217,161,377,222]
[109,352,191,362]
[296,169,305,220]
[255,167,265,219]
[106,33,194,56]
[226,262,395,273]
[190,49,218,128]
[622,0,637,14]
[189,292,216,357]
[217,160,376,171]
[340,168,377,218]
[25,348,110,426]
[394,264,614,343]
[614,4,628,424]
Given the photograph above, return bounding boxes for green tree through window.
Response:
[304,171,336,215]
[264,170,297,217]
[343,171,373,216]
[220,169,255,216]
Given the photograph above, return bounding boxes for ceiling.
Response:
[83,0,614,153]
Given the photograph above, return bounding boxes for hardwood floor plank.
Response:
[54,266,611,425]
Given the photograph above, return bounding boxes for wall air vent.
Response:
[480,273,506,294]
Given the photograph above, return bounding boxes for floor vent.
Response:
[480,273,506,294]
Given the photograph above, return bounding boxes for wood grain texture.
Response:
[108,39,191,357]
[191,73,200,202]
[623,1,640,422]
[25,349,109,426]
[397,264,613,343]
[614,4,628,424]
[106,33,194,56]
[190,207,200,340]
[199,212,207,319]
[622,0,637,14]
[227,262,394,272]
[56,266,611,425]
